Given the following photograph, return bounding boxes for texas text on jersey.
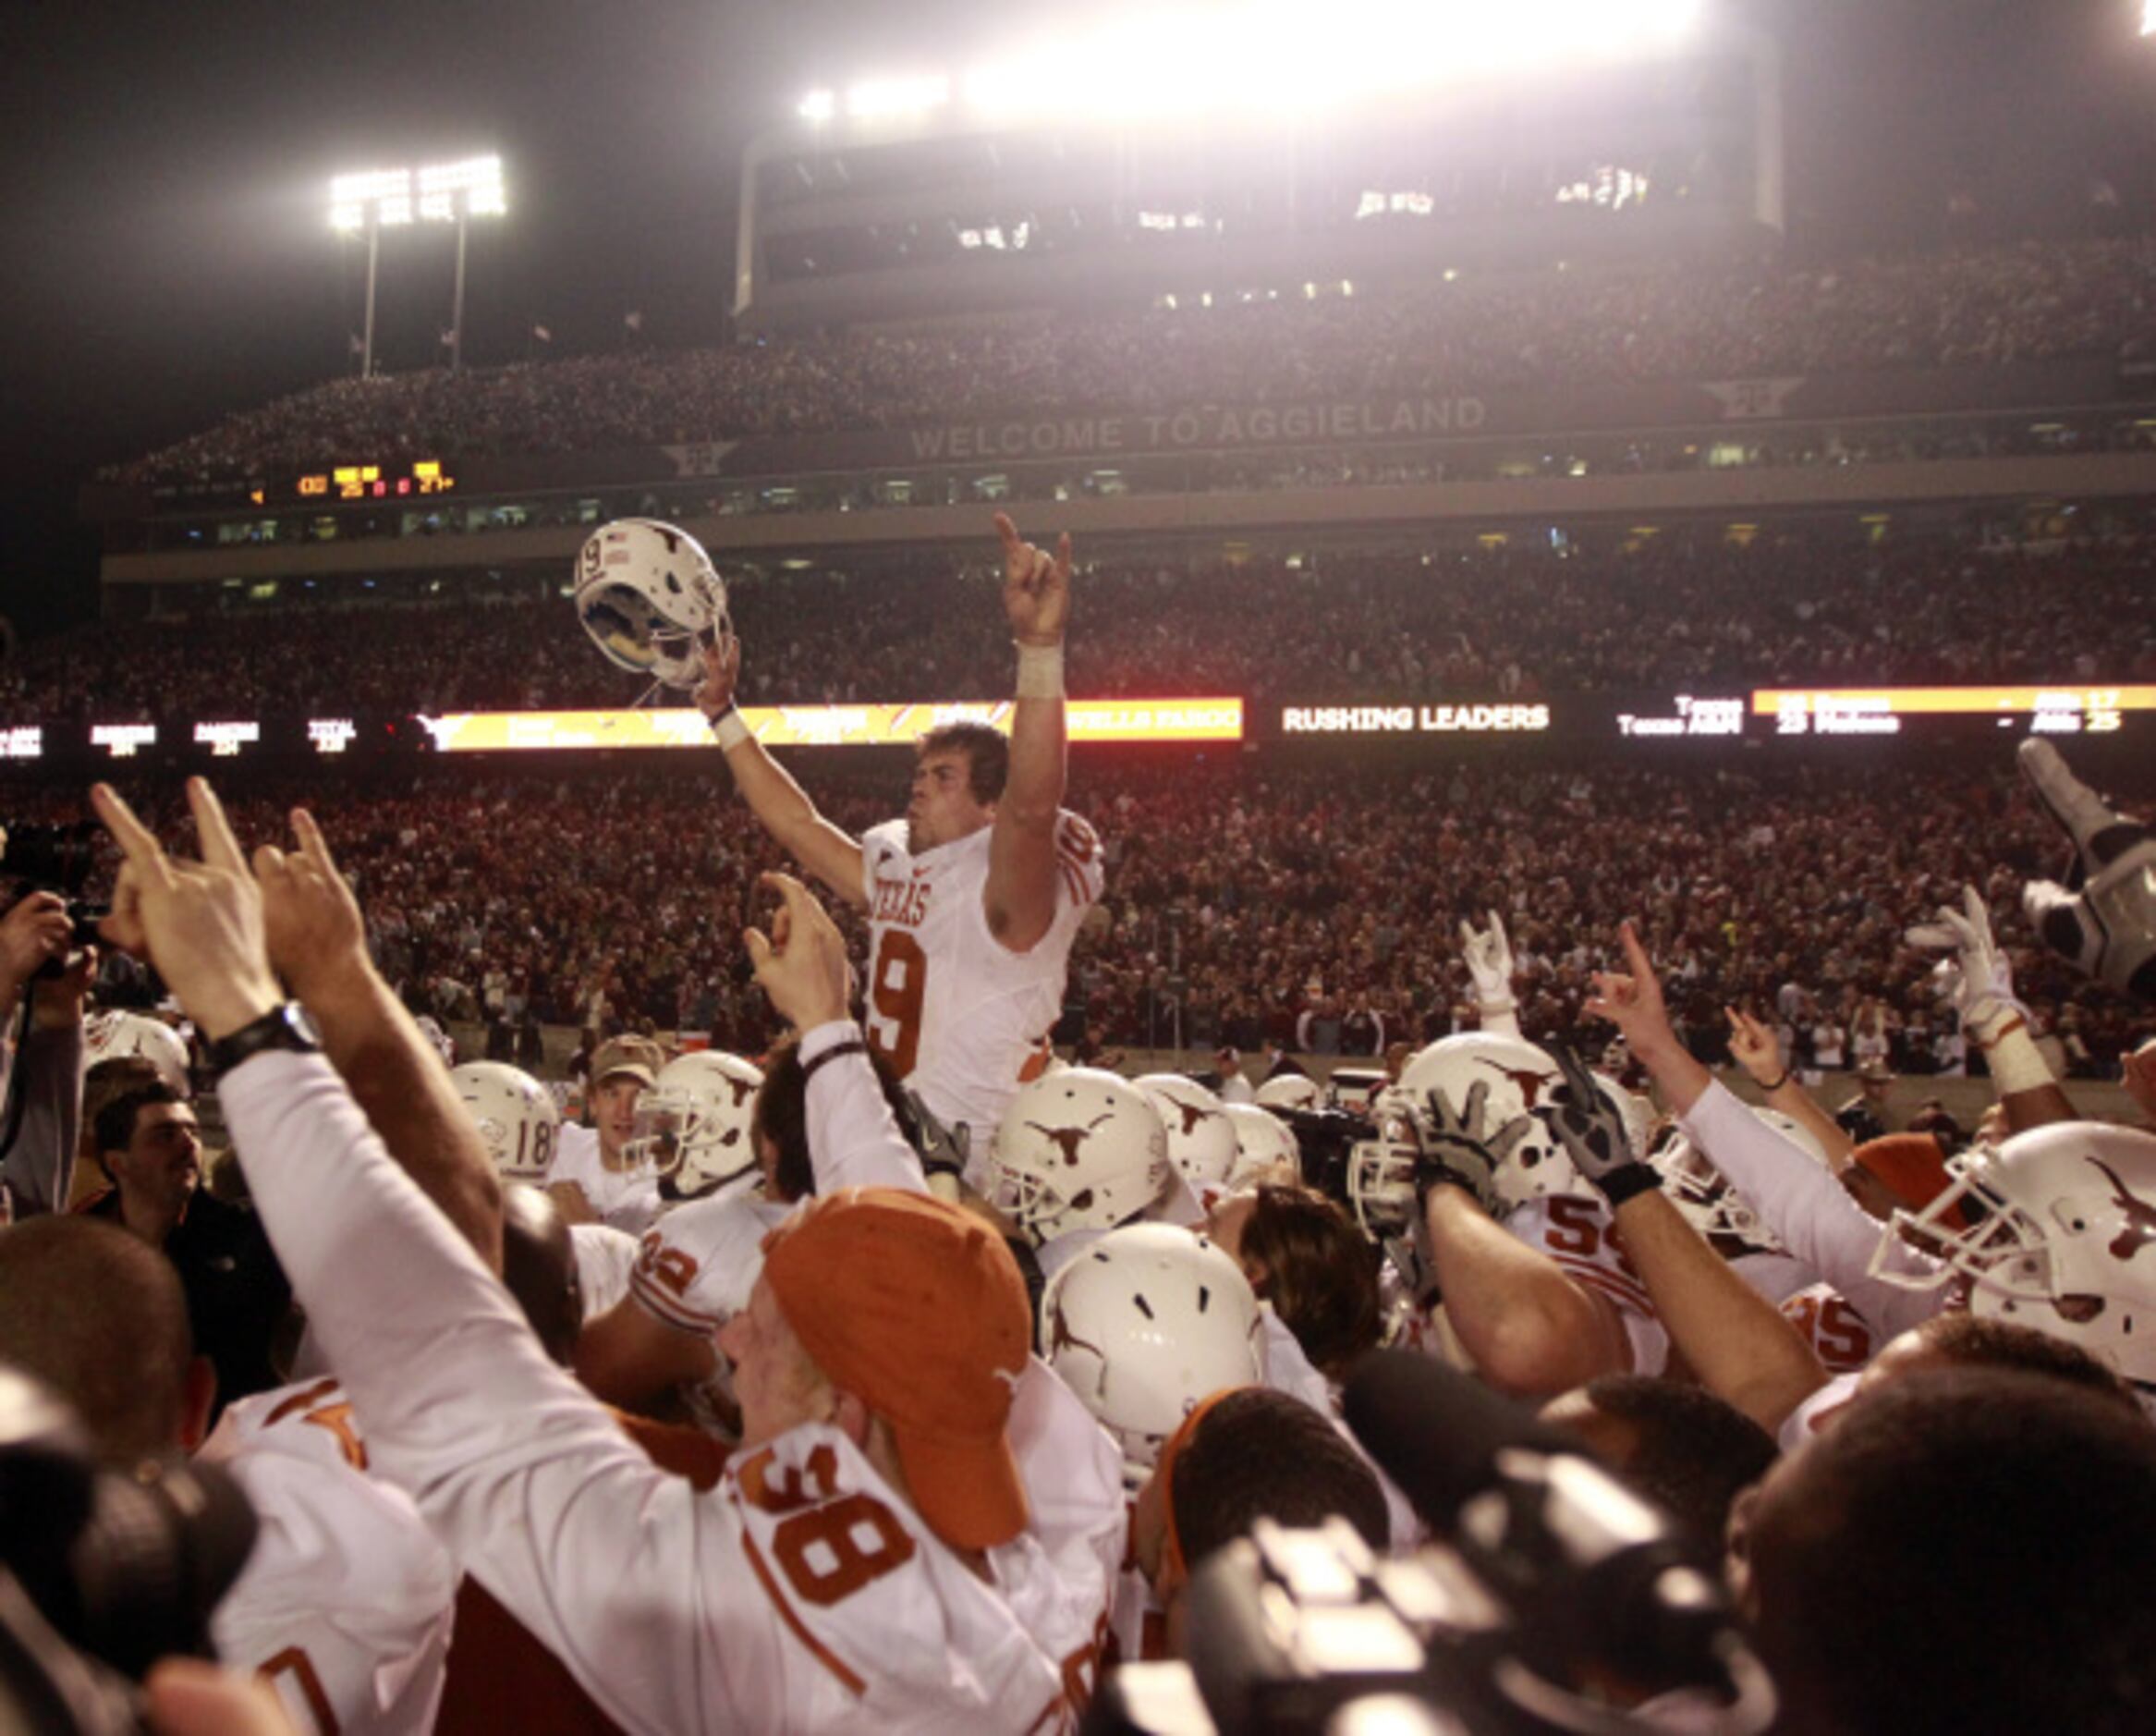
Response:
[861,808,1104,1174]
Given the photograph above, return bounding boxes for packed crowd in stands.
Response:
[105,237,2156,484]
[19,757,2147,1074]
[8,546,2156,1736]
[24,219,2156,1736]
[10,531,2156,723]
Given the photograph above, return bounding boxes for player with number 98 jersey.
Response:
[861,807,1102,1177]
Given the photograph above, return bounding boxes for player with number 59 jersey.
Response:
[695,514,1101,1174]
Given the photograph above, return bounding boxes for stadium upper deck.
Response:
[78,237,2156,614]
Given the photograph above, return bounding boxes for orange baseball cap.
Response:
[761,1187,1032,1552]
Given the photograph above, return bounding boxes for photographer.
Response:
[0,891,90,1221]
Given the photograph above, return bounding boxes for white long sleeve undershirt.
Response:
[800,1020,932,1196]
[1676,1077,1949,1344]
[222,1052,732,1734]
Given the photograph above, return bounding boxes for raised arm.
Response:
[1460,911,1521,1038]
[1,945,94,1217]
[1590,922,1714,1116]
[1908,884,2077,1133]
[1544,1047,1829,1434]
[984,512,1069,954]
[1422,1187,1632,1398]
[92,779,705,1734]
[250,802,504,1273]
[696,635,866,908]
[1588,925,1946,1339]
[747,873,929,1195]
[1724,1006,1855,1168]
[1411,1092,1627,1398]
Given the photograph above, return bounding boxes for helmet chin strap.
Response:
[628,676,669,711]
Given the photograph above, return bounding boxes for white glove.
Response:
[1906,884,2029,1048]
[1459,910,1517,1015]
[2019,739,2156,1002]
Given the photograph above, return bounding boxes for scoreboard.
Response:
[290,458,457,504]
[1753,686,2148,739]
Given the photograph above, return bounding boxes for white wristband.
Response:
[1015,641,1065,701]
[709,706,750,750]
[1983,1024,2054,1098]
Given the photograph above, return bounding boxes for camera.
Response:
[1085,1355,1778,1736]
[1275,1104,1375,1207]
[0,1366,257,1733]
[0,825,107,983]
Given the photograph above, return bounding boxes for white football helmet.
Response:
[85,1011,190,1094]
[1135,1074,1238,1189]
[1253,1072,1322,1113]
[1872,1121,2156,1386]
[989,1069,1171,1247]
[1041,1224,1267,1485]
[415,1014,456,1066]
[1346,1104,1427,1240]
[573,519,731,691]
[628,1051,765,1198]
[1395,1033,1581,1210]
[452,1061,560,1180]
[1222,1103,1301,1188]
[1655,1107,1829,1253]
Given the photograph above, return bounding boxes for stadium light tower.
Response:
[329,154,507,378]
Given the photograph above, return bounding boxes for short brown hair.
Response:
[93,1080,185,1170]
[1901,1313,2144,1414]
[753,1033,913,1204]
[0,1216,193,1463]
[917,722,1008,806]
[1240,1184,1383,1379]
[1169,1387,1389,1566]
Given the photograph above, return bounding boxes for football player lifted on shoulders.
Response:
[697,514,1103,1186]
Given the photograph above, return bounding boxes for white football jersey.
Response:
[1005,1359,1126,1709]
[201,1379,457,1736]
[718,1423,1078,1731]
[1504,1194,1670,1377]
[571,1223,642,1321]
[546,1122,663,1235]
[1779,1281,1880,1375]
[859,810,1104,1169]
[630,1193,795,1338]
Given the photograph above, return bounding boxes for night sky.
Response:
[2,0,2151,636]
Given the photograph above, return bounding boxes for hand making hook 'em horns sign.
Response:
[91,777,284,1042]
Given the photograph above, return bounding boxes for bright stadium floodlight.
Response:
[798,88,835,122]
[899,0,1703,128]
[417,155,507,223]
[845,74,950,120]
[328,154,508,380]
[330,167,414,233]
[2145,0,2156,36]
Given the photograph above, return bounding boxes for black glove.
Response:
[899,1088,968,1184]
[1415,1082,1526,1216]
[2019,740,2156,1002]
[1543,1044,1663,1207]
